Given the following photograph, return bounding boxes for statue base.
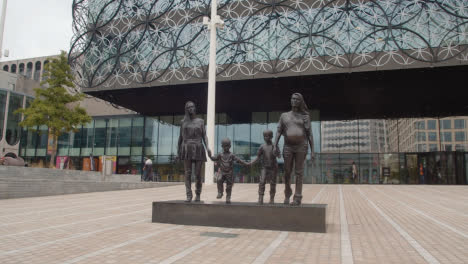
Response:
[152,201,326,233]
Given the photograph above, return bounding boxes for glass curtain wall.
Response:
[6,93,23,145]
[0,90,7,141]
[16,114,468,184]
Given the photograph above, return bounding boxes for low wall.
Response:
[0,166,181,199]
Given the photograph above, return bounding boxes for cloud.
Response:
[1,0,74,62]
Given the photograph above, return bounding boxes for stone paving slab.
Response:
[0,184,467,264]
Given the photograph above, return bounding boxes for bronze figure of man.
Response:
[273,93,315,206]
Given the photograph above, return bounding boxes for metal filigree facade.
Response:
[69,0,468,89]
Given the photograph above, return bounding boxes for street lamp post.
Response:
[0,0,7,58]
[203,0,224,185]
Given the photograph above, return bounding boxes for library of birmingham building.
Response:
[25,0,468,184]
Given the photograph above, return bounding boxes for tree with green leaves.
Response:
[15,51,91,168]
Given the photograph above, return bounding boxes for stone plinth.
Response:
[152,201,327,233]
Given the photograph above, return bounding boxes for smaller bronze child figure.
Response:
[250,130,278,205]
[209,138,249,204]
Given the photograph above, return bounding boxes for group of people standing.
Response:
[177,93,315,206]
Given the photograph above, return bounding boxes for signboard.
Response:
[56,156,69,169]
[47,133,57,155]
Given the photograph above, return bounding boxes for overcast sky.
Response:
[0,0,74,62]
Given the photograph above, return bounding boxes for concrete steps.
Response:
[0,167,181,199]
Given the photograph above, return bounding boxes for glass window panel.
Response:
[19,128,28,156]
[443,144,452,151]
[385,119,399,153]
[118,118,132,155]
[359,153,381,184]
[442,132,452,142]
[455,144,465,151]
[233,123,250,155]
[429,144,438,151]
[216,113,234,155]
[158,116,174,155]
[441,119,451,129]
[427,120,436,130]
[397,118,417,152]
[455,132,465,142]
[454,119,465,129]
[25,126,38,156]
[380,153,400,184]
[340,154,359,184]
[417,144,427,152]
[6,93,23,145]
[414,121,425,130]
[144,117,159,156]
[428,132,437,141]
[69,130,82,156]
[320,153,340,184]
[416,132,426,142]
[172,115,184,156]
[57,132,70,156]
[0,90,7,141]
[156,156,176,182]
[268,112,284,162]
[322,120,360,153]
[93,119,106,156]
[215,113,226,154]
[106,118,118,155]
[250,112,267,157]
[311,121,321,153]
[80,121,94,156]
[36,125,48,156]
[131,117,144,155]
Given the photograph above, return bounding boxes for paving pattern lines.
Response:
[0,221,177,264]
[0,185,182,222]
[339,185,353,264]
[375,186,468,230]
[0,184,255,256]
[416,186,468,199]
[260,185,341,264]
[0,182,256,230]
[343,186,427,264]
[0,187,187,250]
[61,185,327,264]
[0,187,183,237]
[366,186,468,240]
[0,209,150,253]
[383,186,468,218]
[53,186,266,264]
[358,186,468,264]
[363,187,468,260]
[397,186,468,211]
[181,186,327,264]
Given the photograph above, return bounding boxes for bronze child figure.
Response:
[250,130,278,205]
[209,138,249,204]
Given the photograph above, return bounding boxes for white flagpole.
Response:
[203,0,223,185]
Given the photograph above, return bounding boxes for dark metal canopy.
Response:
[87,65,468,121]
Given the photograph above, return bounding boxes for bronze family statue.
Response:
[178,93,314,206]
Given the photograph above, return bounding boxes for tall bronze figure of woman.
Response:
[177,101,212,202]
[273,93,315,206]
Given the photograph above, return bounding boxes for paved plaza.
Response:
[0,184,467,264]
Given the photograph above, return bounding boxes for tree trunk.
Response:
[49,134,58,168]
